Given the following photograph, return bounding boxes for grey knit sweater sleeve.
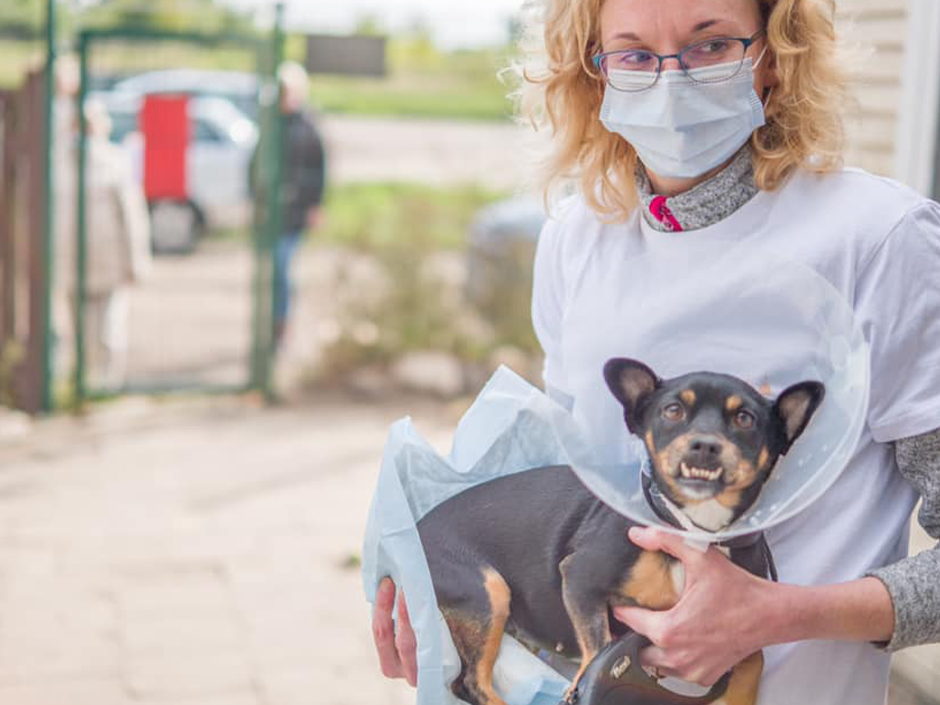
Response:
[866,427,940,651]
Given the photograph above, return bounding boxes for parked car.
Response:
[95,90,258,254]
[466,195,546,309]
[109,69,260,123]
[465,196,547,353]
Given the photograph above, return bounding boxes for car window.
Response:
[109,112,138,144]
[191,118,225,144]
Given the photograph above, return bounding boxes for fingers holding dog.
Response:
[627,526,706,569]
[396,590,419,686]
[613,602,671,646]
[372,578,400,676]
[614,613,727,686]
[639,643,722,688]
[372,577,418,686]
[615,528,773,688]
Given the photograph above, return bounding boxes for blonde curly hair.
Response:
[515,0,848,220]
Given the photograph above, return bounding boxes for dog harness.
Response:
[563,474,779,705]
[640,472,779,581]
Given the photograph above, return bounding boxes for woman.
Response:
[372,1,940,703]
[54,98,152,391]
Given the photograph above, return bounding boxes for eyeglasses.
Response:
[592,30,765,93]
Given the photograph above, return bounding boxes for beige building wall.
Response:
[836,0,907,177]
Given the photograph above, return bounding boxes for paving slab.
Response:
[0,393,457,705]
[0,679,131,705]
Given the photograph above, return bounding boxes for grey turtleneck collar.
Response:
[635,146,759,232]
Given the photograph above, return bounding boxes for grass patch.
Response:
[308,73,511,122]
[205,182,507,247]
[300,37,517,122]
[0,39,44,89]
[316,182,507,250]
[89,39,256,75]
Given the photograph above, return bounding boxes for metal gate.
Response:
[71,20,285,407]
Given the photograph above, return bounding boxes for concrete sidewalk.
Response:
[0,393,457,705]
[0,394,936,705]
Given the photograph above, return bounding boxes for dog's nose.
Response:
[688,436,722,463]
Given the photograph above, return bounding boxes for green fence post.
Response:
[249,39,271,395]
[259,3,285,401]
[40,0,56,413]
[73,32,89,410]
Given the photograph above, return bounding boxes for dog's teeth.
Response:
[679,463,725,482]
[683,466,722,481]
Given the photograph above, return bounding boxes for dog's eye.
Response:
[735,410,755,429]
[662,403,685,421]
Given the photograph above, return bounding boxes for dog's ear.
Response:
[773,381,825,453]
[603,358,660,433]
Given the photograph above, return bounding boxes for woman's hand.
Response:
[613,526,897,687]
[372,577,418,686]
[612,527,778,687]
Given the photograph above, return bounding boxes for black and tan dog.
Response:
[416,358,824,705]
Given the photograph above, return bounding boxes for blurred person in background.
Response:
[55,98,152,391]
[255,60,327,352]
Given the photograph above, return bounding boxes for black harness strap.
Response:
[640,473,778,582]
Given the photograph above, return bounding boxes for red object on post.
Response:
[141,94,189,201]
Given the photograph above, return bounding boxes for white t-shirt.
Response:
[531,167,940,705]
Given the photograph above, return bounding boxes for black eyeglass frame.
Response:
[591,30,766,92]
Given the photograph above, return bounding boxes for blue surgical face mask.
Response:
[599,55,768,179]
